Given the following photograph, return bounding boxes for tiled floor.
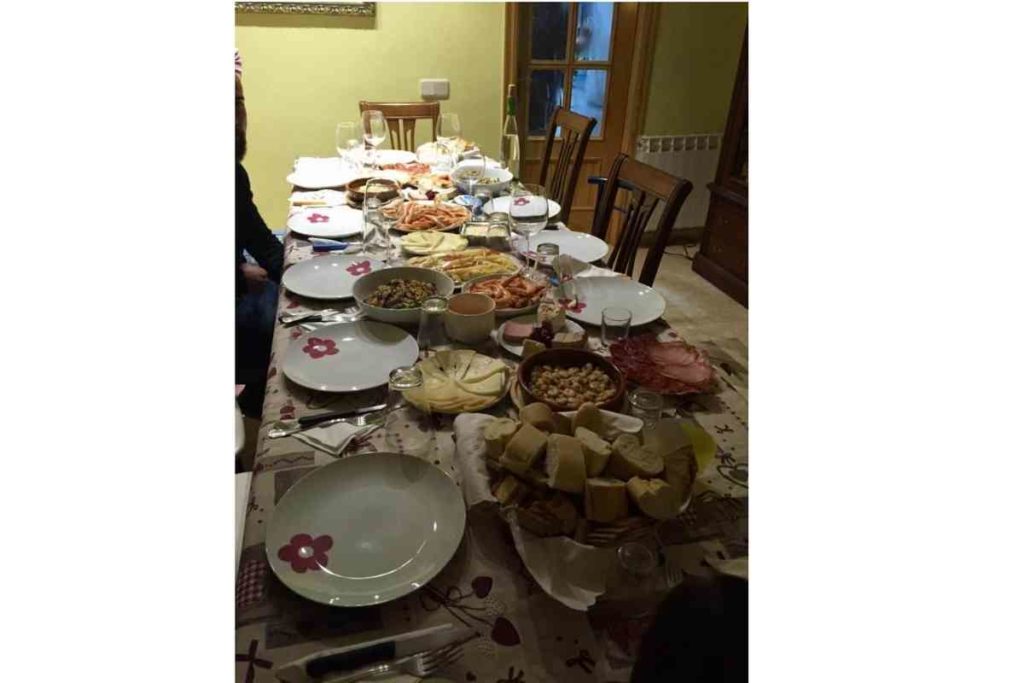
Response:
[640,246,748,362]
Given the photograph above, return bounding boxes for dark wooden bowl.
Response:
[517,348,626,412]
[346,177,400,204]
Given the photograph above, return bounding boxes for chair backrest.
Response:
[538,107,596,225]
[358,101,440,152]
[591,153,694,286]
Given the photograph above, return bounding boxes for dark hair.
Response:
[630,574,748,683]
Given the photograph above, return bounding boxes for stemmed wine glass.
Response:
[362,110,387,170]
[436,112,462,170]
[508,183,549,272]
[336,121,360,172]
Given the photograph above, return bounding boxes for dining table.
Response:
[236,157,749,683]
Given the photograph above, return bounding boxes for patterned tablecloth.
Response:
[236,224,749,683]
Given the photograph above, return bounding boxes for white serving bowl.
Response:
[352,266,456,326]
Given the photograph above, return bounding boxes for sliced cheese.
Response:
[522,339,547,359]
[626,477,682,520]
[500,423,547,475]
[546,434,586,494]
[584,477,628,523]
[608,434,665,480]
[456,373,505,396]
[462,356,507,383]
[575,426,612,477]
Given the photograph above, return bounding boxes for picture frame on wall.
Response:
[235,1,375,16]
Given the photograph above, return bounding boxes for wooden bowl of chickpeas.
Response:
[517,349,626,412]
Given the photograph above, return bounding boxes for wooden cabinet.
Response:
[693,29,748,307]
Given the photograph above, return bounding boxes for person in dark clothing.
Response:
[630,574,748,683]
[236,71,283,418]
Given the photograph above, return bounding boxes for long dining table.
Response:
[236,168,749,683]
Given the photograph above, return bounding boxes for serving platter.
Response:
[282,321,418,393]
[494,314,587,356]
[266,452,466,607]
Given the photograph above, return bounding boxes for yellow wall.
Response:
[642,3,747,136]
[236,3,506,226]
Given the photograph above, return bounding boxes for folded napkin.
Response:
[292,420,376,457]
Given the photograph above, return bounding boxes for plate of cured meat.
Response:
[609,335,717,395]
[464,272,549,317]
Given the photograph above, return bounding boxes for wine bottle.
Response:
[500,84,520,179]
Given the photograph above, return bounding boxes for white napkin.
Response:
[293,420,375,457]
[453,412,639,611]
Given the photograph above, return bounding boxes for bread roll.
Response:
[608,434,664,480]
[517,495,578,536]
[626,477,683,520]
[584,477,628,523]
[551,412,573,435]
[575,427,612,476]
[500,423,547,475]
[571,402,603,436]
[546,434,586,494]
[520,402,556,433]
[663,446,697,501]
[494,474,527,505]
[484,418,519,460]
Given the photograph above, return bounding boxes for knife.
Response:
[274,624,476,683]
[297,403,387,428]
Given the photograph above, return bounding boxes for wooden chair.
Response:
[538,107,596,225]
[358,101,440,152]
[590,153,694,286]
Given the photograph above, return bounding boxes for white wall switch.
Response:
[419,78,450,101]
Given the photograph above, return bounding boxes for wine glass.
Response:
[436,112,462,170]
[508,183,549,272]
[336,121,360,172]
[362,110,388,170]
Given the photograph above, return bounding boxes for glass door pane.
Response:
[574,2,614,61]
[528,69,566,135]
[570,69,608,135]
[530,3,571,60]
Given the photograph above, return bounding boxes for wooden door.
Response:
[508,3,640,232]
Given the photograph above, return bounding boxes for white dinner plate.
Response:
[564,278,667,327]
[351,148,418,166]
[494,314,587,357]
[287,205,364,239]
[287,158,359,189]
[483,195,562,219]
[282,254,384,300]
[516,230,609,264]
[266,452,466,607]
[283,321,418,392]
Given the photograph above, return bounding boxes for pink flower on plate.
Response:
[512,197,530,206]
[558,298,586,314]
[346,260,372,276]
[302,337,339,359]
[306,213,329,224]
[277,533,332,573]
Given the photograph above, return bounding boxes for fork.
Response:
[323,642,464,683]
[267,412,382,439]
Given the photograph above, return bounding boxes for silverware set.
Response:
[267,403,387,439]
[279,308,364,328]
[323,641,465,683]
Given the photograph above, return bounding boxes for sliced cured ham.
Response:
[609,335,716,395]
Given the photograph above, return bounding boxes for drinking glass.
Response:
[384,366,435,459]
[508,183,549,272]
[416,297,451,352]
[436,112,462,170]
[601,306,632,346]
[336,121,361,171]
[628,388,664,429]
[536,242,560,269]
[362,190,398,263]
[362,110,388,169]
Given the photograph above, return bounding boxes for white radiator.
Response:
[635,134,721,229]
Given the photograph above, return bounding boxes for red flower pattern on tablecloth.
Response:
[346,260,372,276]
[306,213,329,224]
[302,337,339,359]
[277,533,332,573]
